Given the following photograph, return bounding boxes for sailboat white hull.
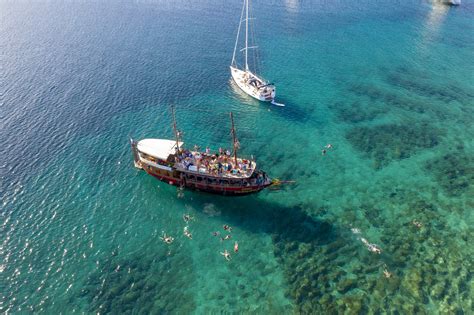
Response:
[230,66,276,102]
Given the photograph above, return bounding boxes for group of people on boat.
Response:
[244,73,273,95]
[247,77,262,88]
[175,146,254,178]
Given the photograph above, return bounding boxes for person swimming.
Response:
[221,234,232,241]
[412,220,423,228]
[160,232,174,244]
[183,226,192,239]
[360,237,369,246]
[359,236,381,254]
[325,144,333,149]
[351,227,361,234]
[383,265,392,278]
[223,225,232,232]
[234,241,239,253]
[321,149,327,156]
[212,231,220,237]
[220,249,231,261]
[183,214,193,223]
[367,243,382,254]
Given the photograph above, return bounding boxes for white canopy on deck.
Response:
[137,139,183,161]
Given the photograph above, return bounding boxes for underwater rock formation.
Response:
[330,101,388,123]
[271,186,473,313]
[75,253,196,313]
[385,66,474,105]
[348,83,429,114]
[346,122,442,169]
[425,150,474,196]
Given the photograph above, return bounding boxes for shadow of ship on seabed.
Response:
[188,194,337,246]
[73,190,338,314]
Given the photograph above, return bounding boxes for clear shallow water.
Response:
[1,0,473,313]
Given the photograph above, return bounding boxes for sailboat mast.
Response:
[230,112,238,167]
[245,0,249,71]
[171,105,180,153]
[231,0,245,66]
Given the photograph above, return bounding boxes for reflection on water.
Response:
[420,1,450,45]
[228,79,261,110]
[284,0,300,14]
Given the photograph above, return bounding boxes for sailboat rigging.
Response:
[230,0,277,102]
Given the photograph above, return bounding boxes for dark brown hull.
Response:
[144,168,270,196]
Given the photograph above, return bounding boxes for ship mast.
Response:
[171,105,181,153]
[230,112,239,167]
[231,0,245,67]
[245,0,249,71]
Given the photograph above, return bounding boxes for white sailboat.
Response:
[230,0,276,102]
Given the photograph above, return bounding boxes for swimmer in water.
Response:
[160,232,174,244]
[234,241,239,253]
[183,214,193,223]
[383,265,392,278]
[223,225,232,232]
[367,243,382,254]
[212,231,220,237]
[360,237,369,246]
[351,228,361,234]
[183,226,192,239]
[325,144,333,149]
[220,249,231,261]
[412,220,423,228]
[322,149,327,156]
[221,235,232,241]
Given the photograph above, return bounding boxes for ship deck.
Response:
[174,150,256,179]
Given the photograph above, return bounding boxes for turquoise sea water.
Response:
[1,0,473,313]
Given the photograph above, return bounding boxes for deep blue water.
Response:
[1,0,473,313]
